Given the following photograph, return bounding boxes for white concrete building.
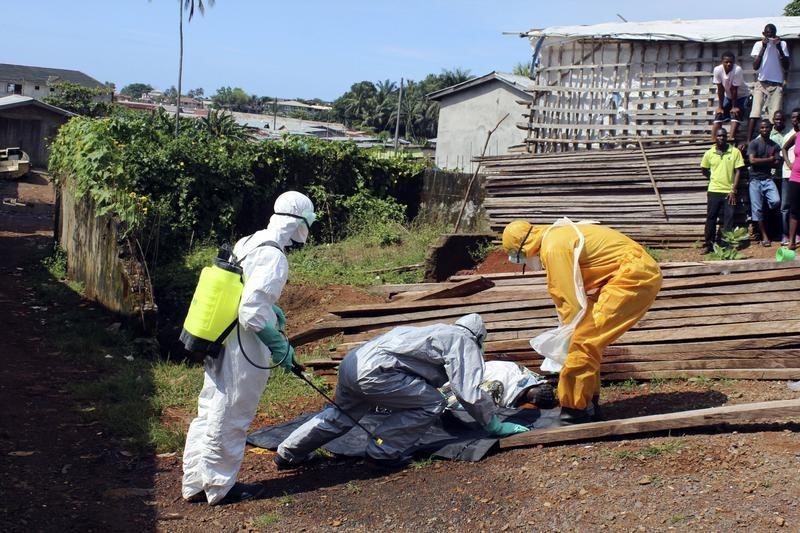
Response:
[428,72,533,172]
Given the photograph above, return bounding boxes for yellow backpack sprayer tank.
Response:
[180,244,244,357]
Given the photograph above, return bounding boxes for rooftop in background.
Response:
[276,99,332,111]
[427,71,534,101]
[520,16,800,42]
[0,94,75,116]
[0,63,106,88]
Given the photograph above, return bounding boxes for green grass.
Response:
[607,440,686,461]
[288,221,447,286]
[252,514,280,528]
[607,378,639,391]
[410,455,434,469]
[670,512,691,524]
[643,246,664,262]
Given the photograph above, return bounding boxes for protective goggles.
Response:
[508,226,533,264]
[275,210,316,229]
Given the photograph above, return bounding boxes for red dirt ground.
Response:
[3,174,800,532]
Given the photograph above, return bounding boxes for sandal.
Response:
[761,240,772,247]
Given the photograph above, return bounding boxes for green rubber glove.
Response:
[485,415,529,437]
[255,323,295,371]
[272,304,287,331]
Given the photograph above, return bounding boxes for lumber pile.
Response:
[293,260,800,383]
[477,140,748,247]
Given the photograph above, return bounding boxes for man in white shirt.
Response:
[712,51,750,141]
[748,23,790,140]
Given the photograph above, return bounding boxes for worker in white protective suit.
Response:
[182,191,315,505]
[502,219,662,425]
[274,313,529,470]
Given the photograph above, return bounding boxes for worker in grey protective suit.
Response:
[275,313,529,469]
[182,190,315,505]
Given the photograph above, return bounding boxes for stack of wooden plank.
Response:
[293,259,800,383]
[477,140,748,247]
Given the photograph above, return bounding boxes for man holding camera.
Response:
[748,23,791,141]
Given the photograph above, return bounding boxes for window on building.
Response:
[6,83,22,94]
[34,85,40,91]
[50,87,55,92]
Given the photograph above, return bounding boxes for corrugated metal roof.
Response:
[523,16,800,43]
[0,63,105,88]
[427,71,534,101]
[0,95,75,116]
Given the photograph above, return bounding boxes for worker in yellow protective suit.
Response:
[502,220,662,424]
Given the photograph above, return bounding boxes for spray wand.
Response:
[290,363,384,446]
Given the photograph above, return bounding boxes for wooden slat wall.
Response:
[294,260,800,384]
[522,39,769,152]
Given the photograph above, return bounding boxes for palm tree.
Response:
[175,0,214,135]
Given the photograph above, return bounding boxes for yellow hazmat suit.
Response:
[502,220,662,411]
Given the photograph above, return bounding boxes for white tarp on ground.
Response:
[523,16,800,44]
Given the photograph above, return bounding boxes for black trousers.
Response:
[705,191,735,247]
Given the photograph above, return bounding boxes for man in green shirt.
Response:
[700,128,745,253]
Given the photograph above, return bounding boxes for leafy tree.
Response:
[211,86,251,111]
[163,86,178,104]
[187,87,204,99]
[43,81,111,117]
[512,62,531,78]
[121,83,154,99]
[174,0,214,135]
[785,0,800,15]
[197,109,253,140]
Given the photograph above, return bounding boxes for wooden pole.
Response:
[454,113,510,232]
[637,137,669,221]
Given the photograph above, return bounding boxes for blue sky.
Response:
[5,1,791,101]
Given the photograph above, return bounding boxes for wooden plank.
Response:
[410,276,495,301]
[498,398,800,448]
[601,369,800,381]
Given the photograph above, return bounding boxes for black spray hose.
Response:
[290,364,384,446]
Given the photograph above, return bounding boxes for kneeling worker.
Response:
[274,313,529,470]
[502,220,662,425]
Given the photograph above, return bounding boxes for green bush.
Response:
[49,112,426,260]
[706,227,748,260]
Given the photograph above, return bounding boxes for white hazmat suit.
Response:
[182,191,315,505]
[277,313,499,464]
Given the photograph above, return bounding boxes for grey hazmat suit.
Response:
[277,313,498,463]
[182,191,315,505]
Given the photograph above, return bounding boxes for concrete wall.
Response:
[58,180,157,334]
[417,168,490,232]
[434,80,530,172]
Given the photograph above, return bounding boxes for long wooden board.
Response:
[498,398,800,448]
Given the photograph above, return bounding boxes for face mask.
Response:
[526,255,542,271]
[508,252,526,264]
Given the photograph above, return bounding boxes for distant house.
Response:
[276,99,332,118]
[0,95,74,167]
[427,71,534,172]
[0,63,109,101]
